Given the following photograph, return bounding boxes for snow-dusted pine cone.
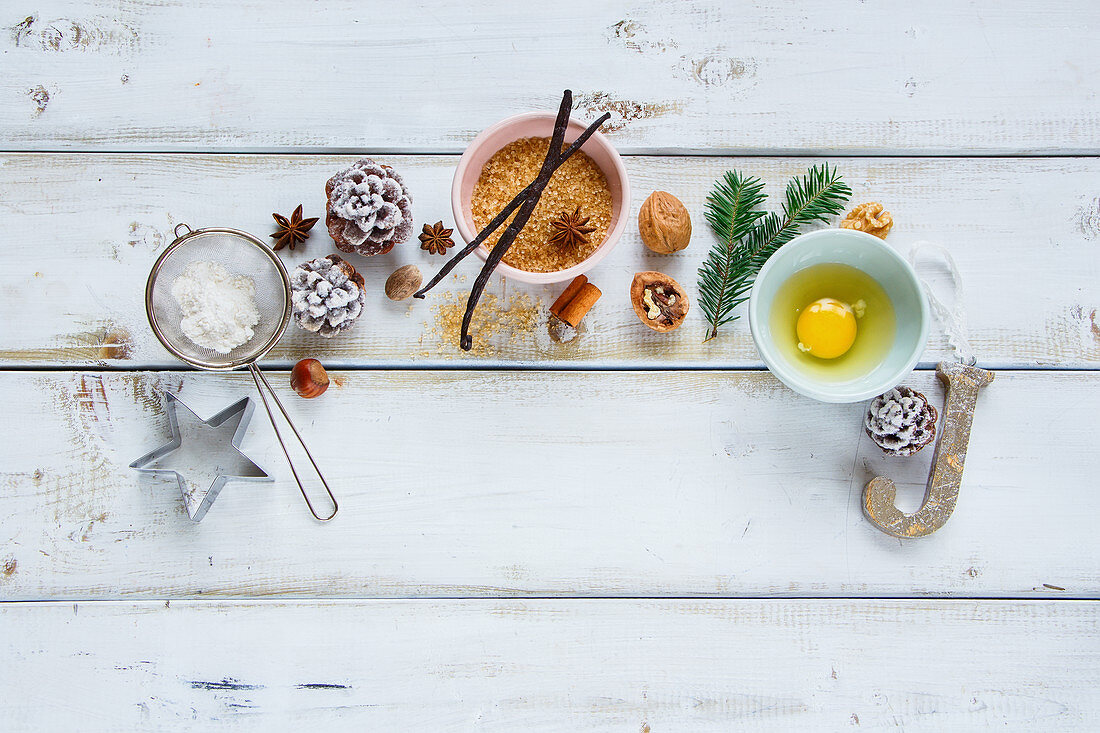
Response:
[290,255,365,337]
[864,386,938,456]
[325,159,413,256]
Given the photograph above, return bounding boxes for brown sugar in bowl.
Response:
[450,112,631,285]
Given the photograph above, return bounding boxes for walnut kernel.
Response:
[841,202,893,239]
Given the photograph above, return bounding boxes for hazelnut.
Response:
[630,271,690,332]
[638,191,692,253]
[385,264,422,301]
[291,358,329,398]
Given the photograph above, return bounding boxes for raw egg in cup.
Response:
[748,229,928,403]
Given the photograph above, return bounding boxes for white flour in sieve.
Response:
[171,261,261,354]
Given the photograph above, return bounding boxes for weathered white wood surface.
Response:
[3,1,1098,154]
[2,369,1095,599]
[2,153,1098,368]
[2,599,1098,730]
[5,0,1100,727]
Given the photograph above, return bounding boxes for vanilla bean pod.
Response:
[413,180,537,299]
[455,92,571,348]
[458,110,610,350]
[413,108,612,299]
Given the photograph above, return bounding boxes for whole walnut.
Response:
[638,191,692,253]
[325,159,413,256]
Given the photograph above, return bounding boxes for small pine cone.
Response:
[864,386,938,456]
[325,159,413,256]
[290,255,366,337]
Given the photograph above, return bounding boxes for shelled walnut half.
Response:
[630,271,690,332]
[841,202,893,239]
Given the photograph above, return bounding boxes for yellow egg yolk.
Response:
[796,298,857,359]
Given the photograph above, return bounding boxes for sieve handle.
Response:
[248,363,339,521]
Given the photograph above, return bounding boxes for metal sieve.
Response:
[145,223,338,521]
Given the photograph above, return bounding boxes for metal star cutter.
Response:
[143,224,338,521]
[130,392,271,522]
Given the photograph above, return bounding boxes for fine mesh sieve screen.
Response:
[148,230,289,369]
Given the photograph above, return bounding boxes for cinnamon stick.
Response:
[555,282,602,328]
[549,275,589,317]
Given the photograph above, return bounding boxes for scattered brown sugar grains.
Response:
[426,292,541,357]
[471,137,613,273]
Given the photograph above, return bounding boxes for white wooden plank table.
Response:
[2,1,1099,729]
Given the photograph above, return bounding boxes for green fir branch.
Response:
[698,171,767,342]
[697,164,852,342]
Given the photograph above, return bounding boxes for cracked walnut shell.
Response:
[630,271,689,332]
[841,202,893,239]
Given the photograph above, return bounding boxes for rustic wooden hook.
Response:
[863,361,994,538]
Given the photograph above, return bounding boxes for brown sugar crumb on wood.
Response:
[427,292,542,357]
[471,137,613,273]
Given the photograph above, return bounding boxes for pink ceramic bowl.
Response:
[451,111,631,285]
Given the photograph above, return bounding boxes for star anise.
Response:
[548,207,597,249]
[271,204,319,251]
[419,221,455,255]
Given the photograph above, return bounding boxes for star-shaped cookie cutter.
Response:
[129,392,271,521]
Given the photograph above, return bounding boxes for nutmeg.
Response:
[638,191,691,253]
[291,358,329,398]
[385,264,422,301]
[629,271,690,332]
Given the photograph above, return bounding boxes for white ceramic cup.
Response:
[747,228,929,403]
[450,111,630,285]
